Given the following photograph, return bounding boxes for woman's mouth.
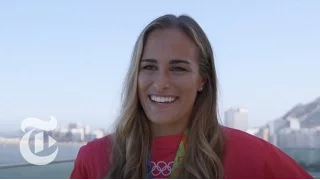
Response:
[149,95,178,103]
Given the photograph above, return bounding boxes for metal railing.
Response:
[0,159,75,179]
[0,159,74,169]
[0,159,319,179]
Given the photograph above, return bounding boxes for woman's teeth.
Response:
[150,95,177,103]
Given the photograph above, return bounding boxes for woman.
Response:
[70,14,313,179]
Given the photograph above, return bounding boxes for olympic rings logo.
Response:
[150,161,174,177]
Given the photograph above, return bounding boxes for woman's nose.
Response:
[153,71,171,91]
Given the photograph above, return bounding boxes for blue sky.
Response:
[0,0,319,132]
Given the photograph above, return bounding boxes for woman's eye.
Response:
[143,65,157,71]
[172,67,186,72]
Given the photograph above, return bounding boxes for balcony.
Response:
[0,152,319,178]
[0,160,74,179]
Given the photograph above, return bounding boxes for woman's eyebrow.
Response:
[140,59,191,65]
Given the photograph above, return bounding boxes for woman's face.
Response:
[138,28,205,127]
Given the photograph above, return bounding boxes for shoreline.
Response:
[0,138,86,145]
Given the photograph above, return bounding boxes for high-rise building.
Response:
[84,125,91,135]
[68,122,82,129]
[224,107,249,132]
[277,128,320,148]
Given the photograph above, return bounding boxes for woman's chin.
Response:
[149,118,174,125]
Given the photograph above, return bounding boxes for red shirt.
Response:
[70,127,313,179]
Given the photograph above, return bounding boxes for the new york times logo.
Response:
[19,116,58,165]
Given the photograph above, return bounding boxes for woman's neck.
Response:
[151,122,188,138]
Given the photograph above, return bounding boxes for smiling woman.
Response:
[138,27,205,137]
[69,14,313,179]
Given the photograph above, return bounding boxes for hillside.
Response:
[282,97,320,128]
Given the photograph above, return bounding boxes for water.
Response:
[281,148,320,173]
[310,172,320,178]
[0,161,74,179]
[0,143,83,178]
[0,143,83,165]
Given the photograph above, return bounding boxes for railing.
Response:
[0,159,319,178]
[0,159,74,179]
[310,172,320,178]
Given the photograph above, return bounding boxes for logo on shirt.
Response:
[151,161,174,177]
[20,116,58,165]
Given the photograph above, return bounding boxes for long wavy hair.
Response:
[107,14,225,179]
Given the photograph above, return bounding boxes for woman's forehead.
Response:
[142,28,198,62]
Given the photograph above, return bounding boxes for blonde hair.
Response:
[107,14,225,178]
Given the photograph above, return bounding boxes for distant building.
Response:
[70,128,85,142]
[246,128,260,136]
[68,122,82,129]
[278,128,320,148]
[84,125,91,135]
[262,128,269,142]
[267,118,290,146]
[224,108,249,132]
[84,129,105,142]
[92,130,104,139]
[288,117,301,130]
[253,126,270,142]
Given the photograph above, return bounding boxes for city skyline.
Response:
[1,1,320,132]
[224,107,249,131]
[2,95,319,134]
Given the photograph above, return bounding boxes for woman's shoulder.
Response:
[223,126,269,149]
[79,135,112,154]
[70,135,112,179]
[222,127,271,170]
[223,126,257,140]
[222,127,313,178]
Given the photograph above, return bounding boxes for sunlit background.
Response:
[0,0,319,178]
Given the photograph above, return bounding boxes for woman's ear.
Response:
[198,76,206,92]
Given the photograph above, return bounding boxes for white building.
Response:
[278,128,320,148]
[92,130,104,139]
[70,128,85,142]
[84,125,91,135]
[84,129,105,142]
[68,122,82,129]
[224,108,249,132]
[246,128,260,136]
[288,117,301,130]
